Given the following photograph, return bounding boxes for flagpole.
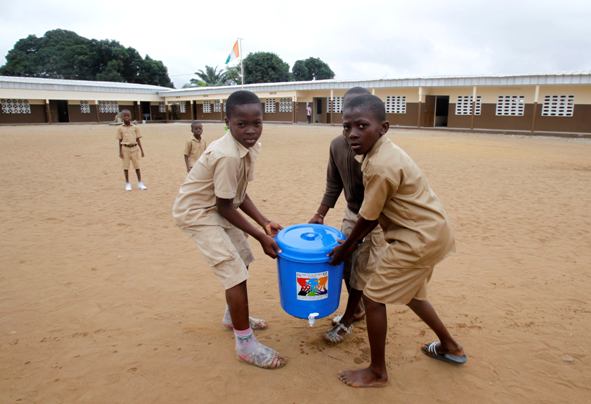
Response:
[238,37,244,88]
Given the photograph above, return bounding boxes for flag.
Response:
[225,40,240,64]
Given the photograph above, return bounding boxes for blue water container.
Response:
[275,224,345,320]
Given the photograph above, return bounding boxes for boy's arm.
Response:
[329,171,396,265]
[329,217,379,265]
[116,127,123,158]
[137,137,145,157]
[309,146,343,224]
[184,155,191,172]
[184,142,192,171]
[217,197,281,258]
[239,193,282,237]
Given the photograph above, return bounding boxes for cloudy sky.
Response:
[1,0,590,88]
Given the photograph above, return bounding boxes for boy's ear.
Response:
[380,121,390,135]
[224,117,229,126]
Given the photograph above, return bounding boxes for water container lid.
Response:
[276,224,344,263]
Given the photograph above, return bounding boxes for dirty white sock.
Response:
[234,327,285,369]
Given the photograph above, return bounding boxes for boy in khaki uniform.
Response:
[117,110,146,191]
[330,94,467,388]
[172,90,286,370]
[309,87,386,344]
[184,121,207,172]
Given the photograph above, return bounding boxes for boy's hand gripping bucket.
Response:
[275,224,345,323]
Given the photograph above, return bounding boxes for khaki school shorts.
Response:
[121,146,141,169]
[341,207,387,291]
[363,251,434,305]
[183,224,254,290]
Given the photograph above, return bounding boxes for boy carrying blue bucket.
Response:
[172,90,286,369]
[329,94,467,387]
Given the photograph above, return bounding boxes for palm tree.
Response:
[190,65,227,86]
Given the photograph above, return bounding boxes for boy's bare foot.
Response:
[238,342,287,369]
[338,367,388,388]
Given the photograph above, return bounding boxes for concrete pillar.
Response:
[416,87,423,127]
[45,99,52,123]
[531,85,540,133]
[190,100,195,120]
[94,100,100,122]
[470,86,477,130]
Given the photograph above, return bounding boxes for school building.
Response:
[1,73,591,135]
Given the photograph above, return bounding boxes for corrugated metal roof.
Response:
[161,73,591,97]
[0,75,170,94]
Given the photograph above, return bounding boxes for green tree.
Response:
[243,52,289,84]
[190,65,227,86]
[0,29,174,87]
[292,57,335,81]
[224,65,242,86]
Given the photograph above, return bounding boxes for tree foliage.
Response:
[292,57,335,81]
[0,29,174,87]
[243,52,289,84]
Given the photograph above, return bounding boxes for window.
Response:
[265,99,276,113]
[158,102,166,113]
[80,101,91,114]
[213,100,221,112]
[98,101,118,114]
[279,98,292,113]
[455,95,481,116]
[203,102,211,113]
[178,102,186,114]
[1,99,31,114]
[496,95,525,116]
[541,95,574,117]
[327,96,343,113]
[385,96,407,114]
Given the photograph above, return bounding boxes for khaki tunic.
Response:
[356,136,455,304]
[117,124,141,169]
[184,137,207,168]
[172,132,260,289]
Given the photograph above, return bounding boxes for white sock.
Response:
[234,327,257,355]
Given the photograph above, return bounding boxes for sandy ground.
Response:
[0,122,590,404]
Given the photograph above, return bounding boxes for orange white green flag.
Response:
[225,40,240,64]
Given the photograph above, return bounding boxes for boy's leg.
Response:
[123,169,129,183]
[407,298,464,356]
[338,295,388,387]
[135,169,142,182]
[184,225,284,369]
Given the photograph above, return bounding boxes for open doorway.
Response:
[55,100,69,122]
[140,101,151,121]
[434,96,449,127]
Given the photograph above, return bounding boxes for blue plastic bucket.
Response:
[275,224,345,320]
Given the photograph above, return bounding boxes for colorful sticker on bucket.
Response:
[296,272,328,301]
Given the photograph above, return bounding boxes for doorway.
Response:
[434,96,449,127]
[55,100,69,122]
[140,101,151,121]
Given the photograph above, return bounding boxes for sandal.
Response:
[324,322,353,344]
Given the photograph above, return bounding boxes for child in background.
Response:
[330,94,466,388]
[184,121,207,172]
[117,109,146,191]
[172,90,286,369]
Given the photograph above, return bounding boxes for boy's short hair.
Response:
[343,94,386,122]
[225,90,261,118]
[120,109,131,115]
[191,120,201,125]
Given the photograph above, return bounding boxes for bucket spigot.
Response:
[307,312,319,327]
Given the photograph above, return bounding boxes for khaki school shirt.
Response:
[184,137,207,167]
[172,131,259,229]
[356,136,455,267]
[117,124,141,145]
